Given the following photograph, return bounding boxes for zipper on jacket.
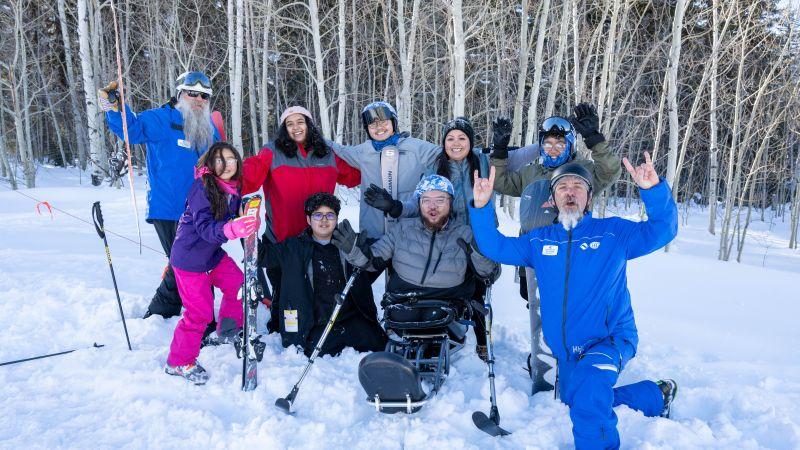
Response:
[419,230,438,285]
[562,229,573,360]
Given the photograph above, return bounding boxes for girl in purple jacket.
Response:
[165,142,258,384]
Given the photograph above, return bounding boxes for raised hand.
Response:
[472,166,496,208]
[622,151,660,189]
[491,117,512,159]
[97,81,120,112]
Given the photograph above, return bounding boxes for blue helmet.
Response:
[414,174,455,199]
[361,101,398,132]
[538,116,575,168]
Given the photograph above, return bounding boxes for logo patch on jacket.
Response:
[177,139,192,149]
[580,241,601,251]
[542,245,558,256]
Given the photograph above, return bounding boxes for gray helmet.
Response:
[549,162,593,196]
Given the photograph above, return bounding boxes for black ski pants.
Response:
[144,220,183,319]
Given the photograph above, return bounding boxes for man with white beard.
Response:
[99,71,223,319]
[469,155,679,449]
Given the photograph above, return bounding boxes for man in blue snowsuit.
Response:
[98,72,222,318]
[469,152,678,449]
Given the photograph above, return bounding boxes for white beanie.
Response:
[279,106,313,125]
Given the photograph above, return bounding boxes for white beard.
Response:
[176,96,214,151]
[558,208,583,231]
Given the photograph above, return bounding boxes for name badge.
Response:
[542,245,558,256]
[284,309,298,333]
[177,139,192,149]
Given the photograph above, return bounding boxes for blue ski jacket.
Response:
[105,103,221,222]
[469,180,678,366]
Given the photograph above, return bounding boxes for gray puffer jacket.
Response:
[345,217,499,289]
[330,136,440,239]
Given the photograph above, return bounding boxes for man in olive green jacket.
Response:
[489,104,621,197]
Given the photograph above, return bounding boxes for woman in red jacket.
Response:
[242,106,360,331]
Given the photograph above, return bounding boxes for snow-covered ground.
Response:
[1,166,798,449]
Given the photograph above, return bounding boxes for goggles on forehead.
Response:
[539,116,573,137]
[176,71,213,96]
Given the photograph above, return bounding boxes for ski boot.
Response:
[165,361,210,385]
[656,379,678,418]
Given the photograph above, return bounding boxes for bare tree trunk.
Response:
[449,0,466,117]
[396,0,421,132]
[78,0,106,185]
[244,0,260,155]
[510,0,530,144]
[58,0,89,169]
[259,0,274,145]
[544,0,571,117]
[596,0,620,125]
[665,0,687,191]
[523,0,551,145]
[0,89,18,189]
[334,0,349,142]
[228,0,245,152]
[33,54,67,167]
[309,0,332,137]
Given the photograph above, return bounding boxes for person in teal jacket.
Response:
[98,71,222,319]
[469,153,678,449]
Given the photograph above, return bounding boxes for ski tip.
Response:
[472,411,511,437]
[275,398,293,415]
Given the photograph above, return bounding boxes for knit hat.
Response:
[279,106,313,125]
[441,116,474,152]
[414,174,455,198]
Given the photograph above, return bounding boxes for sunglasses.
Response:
[185,91,210,100]
[310,212,337,221]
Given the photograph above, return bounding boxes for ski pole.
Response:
[275,268,362,414]
[92,202,133,351]
[0,343,105,367]
[472,284,511,436]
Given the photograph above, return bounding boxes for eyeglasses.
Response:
[542,142,566,151]
[185,91,210,100]
[311,212,337,221]
[420,197,449,207]
[367,119,391,131]
[213,157,238,166]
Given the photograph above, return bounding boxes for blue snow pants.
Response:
[558,338,664,450]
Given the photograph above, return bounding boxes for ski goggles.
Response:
[176,71,213,96]
[539,116,573,137]
[361,106,395,125]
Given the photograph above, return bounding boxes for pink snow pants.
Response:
[167,254,243,366]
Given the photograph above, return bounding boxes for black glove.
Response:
[364,184,403,218]
[570,103,605,149]
[490,117,512,159]
[331,219,358,253]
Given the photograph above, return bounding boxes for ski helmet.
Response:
[538,116,575,168]
[549,162,593,196]
[441,116,475,153]
[361,101,398,133]
[176,71,213,96]
[414,174,455,199]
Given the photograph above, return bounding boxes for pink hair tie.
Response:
[194,166,212,179]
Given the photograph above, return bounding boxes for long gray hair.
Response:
[176,95,214,151]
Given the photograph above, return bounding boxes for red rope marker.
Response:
[35,201,53,219]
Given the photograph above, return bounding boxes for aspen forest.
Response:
[1,0,799,259]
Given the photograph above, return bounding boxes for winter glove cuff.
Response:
[388,200,403,218]
[583,132,605,150]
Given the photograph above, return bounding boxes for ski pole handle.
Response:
[92,202,106,239]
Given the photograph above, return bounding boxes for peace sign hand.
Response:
[622,151,660,190]
[473,166,496,208]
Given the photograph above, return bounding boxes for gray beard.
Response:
[176,97,214,151]
[558,208,583,231]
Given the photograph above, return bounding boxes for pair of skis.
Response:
[238,195,266,391]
